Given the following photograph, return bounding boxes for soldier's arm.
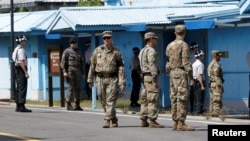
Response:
[117,52,126,86]
[182,44,193,80]
[148,50,158,80]
[87,49,97,84]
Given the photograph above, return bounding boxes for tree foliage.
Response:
[78,0,104,7]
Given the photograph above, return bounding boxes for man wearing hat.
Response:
[87,31,126,128]
[189,42,200,114]
[129,47,141,107]
[61,37,85,111]
[12,35,32,112]
[207,50,224,117]
[166,24,195,131]
[192,50,205,115]
[138,32,164,128]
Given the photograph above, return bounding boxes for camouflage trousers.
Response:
[96,76,118,120]
[169,69,189,122]
[209,82,224,116]
[140,76,160,120]
[66,67,82,103]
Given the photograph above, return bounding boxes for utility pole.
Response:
[10,0,15,102]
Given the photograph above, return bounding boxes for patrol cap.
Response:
[132,47,140,53]
[16,35,27,44]
[194,50,204,58]
[190,42,199,49]
[69,37,77,44]
[212,50,220,56]
[102,31,112,38]
[175,24,186,33]
[144,32,159,40]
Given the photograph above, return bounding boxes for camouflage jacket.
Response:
[207,60,224,84]
[60,47,84,74]
[166,39,193,79]
[139,45,159,80]
[87,45,126,86]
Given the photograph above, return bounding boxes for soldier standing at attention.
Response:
[207,50,224,117]
[166,25,195,131]
[138,32,164,128]
[129,47,141,107]
[61,37,85,111]
[87,31,126,128]
[12,35,32,112]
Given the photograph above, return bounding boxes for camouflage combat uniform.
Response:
[139,45,160,121]
[61,47,84,106]
[207,59,224,117]
[87,45,125,121]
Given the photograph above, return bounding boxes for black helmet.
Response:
[190,42,199,49]
[16,35,27,44]
[132,47,140,53]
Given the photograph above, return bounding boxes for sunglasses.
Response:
[103,37,111,40]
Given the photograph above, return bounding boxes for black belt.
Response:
[142,72,152,76]
[95,72,117,78]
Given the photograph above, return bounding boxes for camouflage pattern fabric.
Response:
[207,60,224,116]
[166,39,193,122]
[138,45,160,120]
[61,47,84,103]
[87,45,125,120]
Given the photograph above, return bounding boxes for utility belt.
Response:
[142,72,152,76]
[68,65,79,68]
[95,72,117,78]
[171,67,184,70]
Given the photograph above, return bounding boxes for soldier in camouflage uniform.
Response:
[207,50,224,117]
[87,31,126,128]
[61,37,85,111]
[138,32,164,128]
[166,25,195,131]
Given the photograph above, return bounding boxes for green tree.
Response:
[77,0,104,6]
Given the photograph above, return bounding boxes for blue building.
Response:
[0,0,250,114]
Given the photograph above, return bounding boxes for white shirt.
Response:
[192,59,204,80]
[190,51,196,64]
[12,45,27,66]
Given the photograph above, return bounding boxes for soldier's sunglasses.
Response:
[103,37,111,40]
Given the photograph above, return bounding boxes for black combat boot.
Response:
[15,103,20,112]
[66,102,74,111]
[19,103,32,112]
[74,102,83,111]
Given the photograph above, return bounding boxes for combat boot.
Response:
[177,121,195,131]
[103,119,110,128]
[111,117,118,127]
[19,104,32,112]
[140,119,149,127]
[15,103,20,112]
[172,121,178,130]
[74,102,83,111]
[66,102,74,111]
[149,120,164,128]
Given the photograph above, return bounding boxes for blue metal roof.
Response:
[0,10,57,33]
[1,1,250,33]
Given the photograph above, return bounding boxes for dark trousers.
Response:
[130,70,141,103]
[14,66,28,104]
[193,80,205,114]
